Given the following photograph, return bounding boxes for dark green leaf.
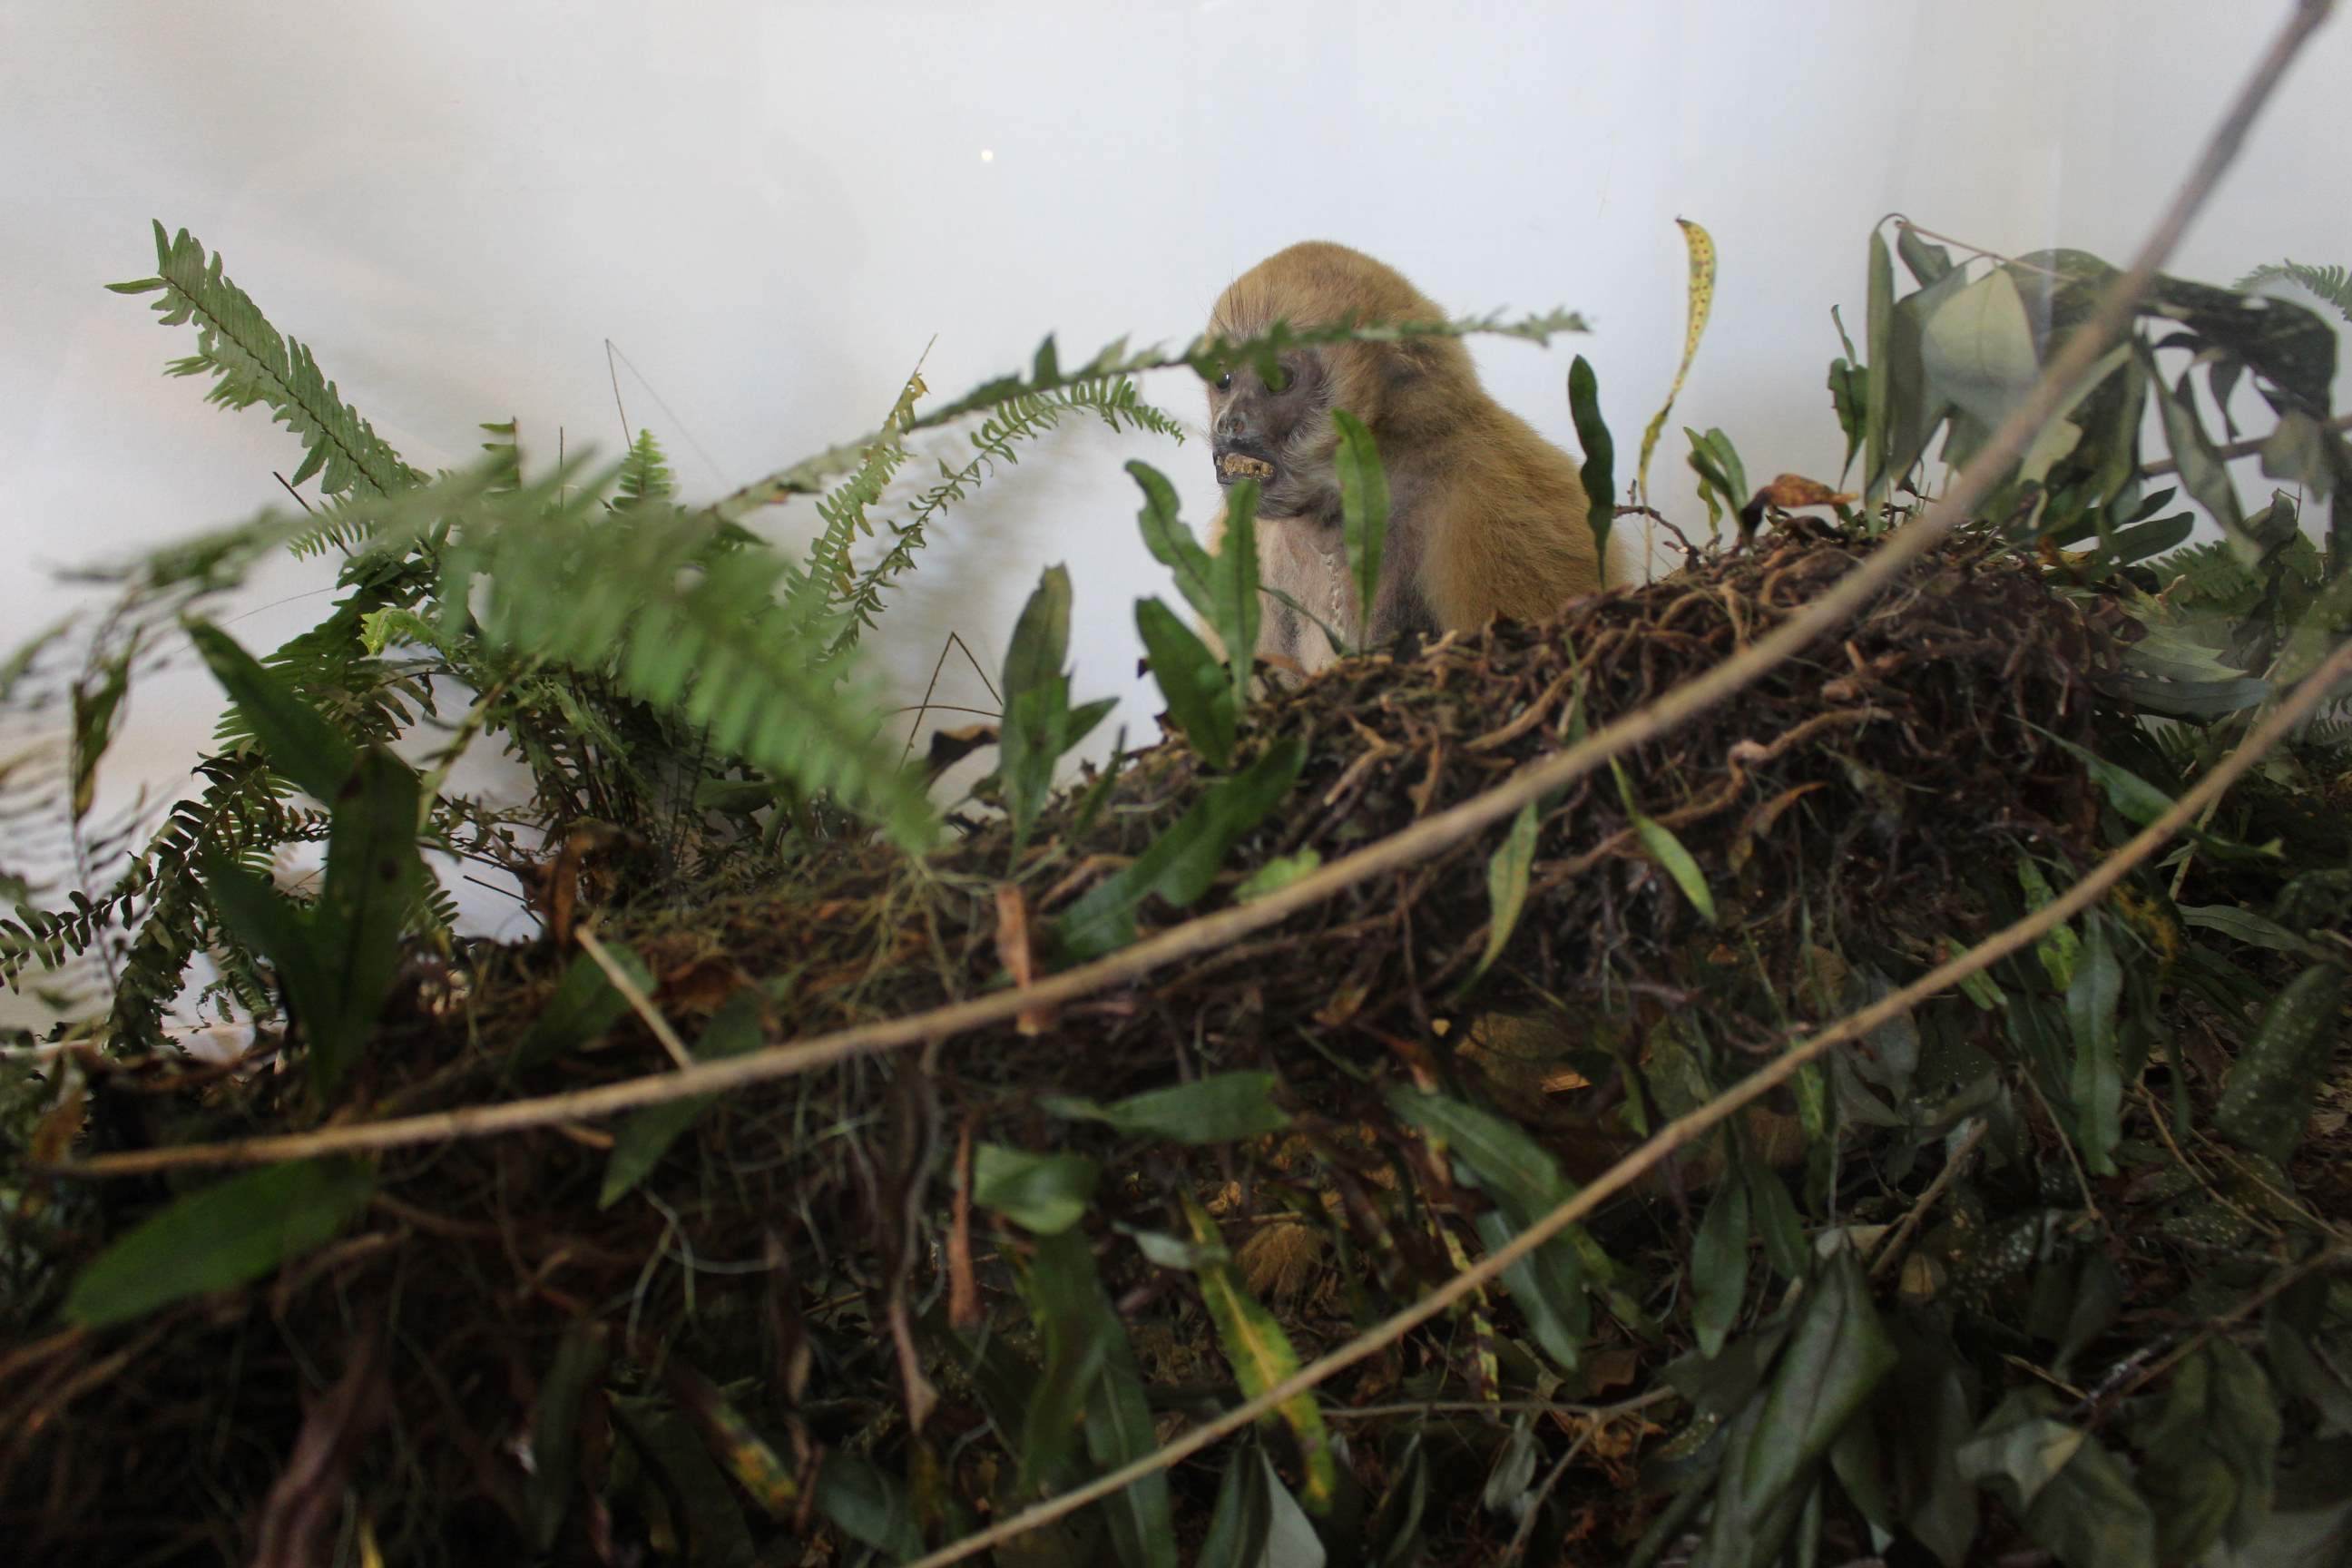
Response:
[1136,596,1235,769]
[2214,964,2344,1161]
[2064,916,2124,1176]
[64,1159,374,1328]
[817,1453,925,1562]
[1056,739,1304,958]
[2142,346,2249,557]
[1865,230,1895,497]
[1042,1071,1290,1144]
[1568,356,1617,562]
[1017,1226,1117,1496]
[1723,1248,1898,1534]
[1693,1179,1750,1357]
[526,1321,610,1551]
[971,1143,1100,1236]
[306,747,424,1096]
[1367,1437,1428,1568]
[1464,800,1540,989]
[1199,1446,1272,1568]
[2179,904,2327,957]
[1002,564,1075,848]
[512,943,653,1073]
[69,651,131,822]
[600,989,768,1208]
[1332,409,1387,643]
[2141,1338,2279,1560]
[186,619,357,801]
[1130,461,1217,622]
[1213,480,1263,709]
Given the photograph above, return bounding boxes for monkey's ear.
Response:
[1381,338,1439,390]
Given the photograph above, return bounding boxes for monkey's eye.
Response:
[1215,372,1232,392]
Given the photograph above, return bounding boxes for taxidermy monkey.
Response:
[1203,240,1604,677]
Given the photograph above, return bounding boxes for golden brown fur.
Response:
[1201,241,1602,675]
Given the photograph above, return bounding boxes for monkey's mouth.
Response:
[1214,446,1279,488]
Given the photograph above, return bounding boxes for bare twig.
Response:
[2144,409,2352,475]
[42,3,2338,1203]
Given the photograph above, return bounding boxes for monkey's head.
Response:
[1204,241,1472,519]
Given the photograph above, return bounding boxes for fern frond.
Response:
[828,376,1186,653]
[2235,259,2352,325]
[614,429,676,509]
[439,490,932,847]
[113,222,424,500]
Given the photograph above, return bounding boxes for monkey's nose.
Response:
[1216,408,1257,444]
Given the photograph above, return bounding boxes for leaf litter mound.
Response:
[8,519,2333,1567]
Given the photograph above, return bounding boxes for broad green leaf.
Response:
[2030,727,2173,826]
[511,943,652,1073]
[2214,964,2344,1161]
[1017,1226,1118,1496]
[600,989,768,1207]
[1234,850,1321,903]
[1212,480,1263,708]
[1042,1070,1290,1144]
[1002,564,1075,848]
[1729,1248,1898,1525]
[64,1158,375,1328]
[1182,1195,1337,1514]
[1568,355,1617,561]
[1137,596,1235,769]
[1692,1179,1750,1357]
[2141,1339,2280,1561]
[1960,1395,2157,1568]
[2142,347,2249,557]
[306,747,424,1096]
[1056,739,1304,958]
[1130,460,1216,622]
[186,618,358,801]
[971,1143,1100,1236]
[1919,268,2041,432]
[2064,916,2123,1176]
[1465,800,1540,989]
[1332,409,1387,643]
[816,1453,925,1563]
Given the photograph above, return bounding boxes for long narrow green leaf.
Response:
[1136,596,1235,769]
[1213,480,1263,706]
[1568,355,1617,564]
[1332,409,1387,642]
[1182,1195,1337,1514]
[186,619,357,800]
[64,1159,375,1328]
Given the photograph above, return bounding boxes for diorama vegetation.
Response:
[5,24,2352,1567]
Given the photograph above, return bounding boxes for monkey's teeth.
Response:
[1220,454,1276,479]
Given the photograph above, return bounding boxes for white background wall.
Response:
[4,1,2347,995]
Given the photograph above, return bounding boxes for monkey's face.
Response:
[1206,350,1328,507]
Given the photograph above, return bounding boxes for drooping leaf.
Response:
[64,1159,375,1328]
[1332,409,1388,645]
[1692,1179,1750,1357]
[1464,800,1540,990]
[1182,1195,1337,1514]
[1042,1071,1290,1144]
[600,989,768,1208]
[2141,345,2249,557]
[1136,596,1235,769]
[1130,460,1217,623]
[1919,267,2041,432]
[1959,1395,2157,1568]
[971,1144,1100,1236]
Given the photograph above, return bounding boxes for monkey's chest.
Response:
[1259,520,1357,676]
